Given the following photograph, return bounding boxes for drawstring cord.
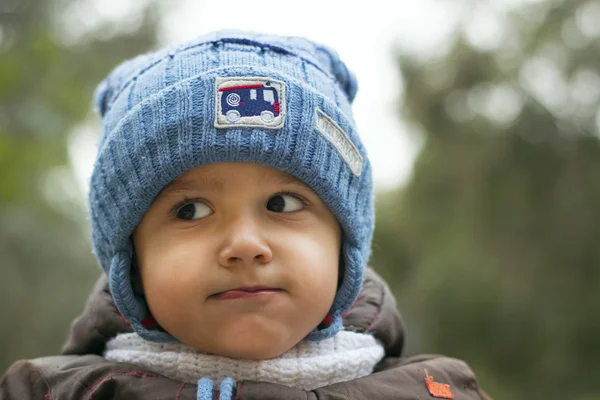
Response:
[197,377,236,400]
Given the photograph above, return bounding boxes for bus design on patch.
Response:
[215,77,285,129]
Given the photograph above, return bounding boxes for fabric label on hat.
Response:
[214,77,285,129]
[315,108,363,177]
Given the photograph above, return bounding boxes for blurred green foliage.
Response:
[0,0,159,372]
[372,0,600,399]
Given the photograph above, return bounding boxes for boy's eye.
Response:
[175,201,213,221]
[267,193,304,213]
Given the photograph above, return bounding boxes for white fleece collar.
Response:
[104,331,385,391]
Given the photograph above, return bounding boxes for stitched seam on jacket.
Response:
[235,381,244,399]
[363,283,385,333]
[25,361,52,399]
[175,381,186,400]
[81,370,160,400]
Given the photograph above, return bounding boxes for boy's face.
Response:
[133,162,341,360]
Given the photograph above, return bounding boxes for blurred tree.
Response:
[372,0,600,398]
[0,0,159,371]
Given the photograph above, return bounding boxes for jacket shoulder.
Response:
[2,355,199,400]
[1,358,51,400]
[309,354,489,400]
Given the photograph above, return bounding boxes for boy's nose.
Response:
[218,218,273,268]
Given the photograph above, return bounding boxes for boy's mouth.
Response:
[210,286,283,300]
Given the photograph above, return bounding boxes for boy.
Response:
[1,31,488,399]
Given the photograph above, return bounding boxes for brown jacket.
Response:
[1,269,489,399]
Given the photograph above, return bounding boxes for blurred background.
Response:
[1,0,599,398]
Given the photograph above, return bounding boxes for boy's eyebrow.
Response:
[162,176,224,195]
[267,171,313,191]
[161,170,311,196]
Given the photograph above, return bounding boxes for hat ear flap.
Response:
[306,314,343,341]
[108,247,146,325]
[108,246,177,343]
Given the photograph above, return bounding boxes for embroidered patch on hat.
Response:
[424,369,454,399]
[315,108,363,177]
[214,77,285,129]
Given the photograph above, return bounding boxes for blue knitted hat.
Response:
[89,30,374,343]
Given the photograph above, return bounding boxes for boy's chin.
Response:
[220,345,287,360]
[211,333,298,360]
[184,326,302,360]
[169,313,317,360]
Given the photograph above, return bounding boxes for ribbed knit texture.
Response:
[90,30,374,343]
[105,331,385,392]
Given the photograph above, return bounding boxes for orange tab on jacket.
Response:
[424,369,454,399]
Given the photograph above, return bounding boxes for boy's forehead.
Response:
[161,167,312,195]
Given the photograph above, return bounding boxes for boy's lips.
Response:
[210,286,283,300]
